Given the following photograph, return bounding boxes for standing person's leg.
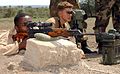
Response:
[76,29,96,54]
[112,0,120,32]
[93,0,116,53]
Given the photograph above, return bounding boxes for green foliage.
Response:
[4,7,16,18]
[80,0,95,17]
[0,0,96,18]
[0,6,50,19]
[17,9,25,14]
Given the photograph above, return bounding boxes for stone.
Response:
[23,38,84,70]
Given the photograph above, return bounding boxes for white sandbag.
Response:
[23,38,84,70]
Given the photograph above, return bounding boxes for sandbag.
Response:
[34,33,59,41]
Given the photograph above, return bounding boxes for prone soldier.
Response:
[13,13,32,52]
[0,13,32,55]
[49,1,96,53]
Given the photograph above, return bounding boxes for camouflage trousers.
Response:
[93,0,120,32]
[93,0,120,42]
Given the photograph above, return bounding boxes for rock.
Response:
[23,38,84,70]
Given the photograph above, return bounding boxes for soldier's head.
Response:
[57,1,73,22]
[14,13,32,33]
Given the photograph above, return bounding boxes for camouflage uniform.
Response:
[93,0,120,53]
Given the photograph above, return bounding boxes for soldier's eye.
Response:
[23,22,27,25]
[24,21,32,26]
[66,11,73,14]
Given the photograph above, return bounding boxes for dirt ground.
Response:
[0,18,120,74]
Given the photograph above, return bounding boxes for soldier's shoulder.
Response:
[46,17,59,23]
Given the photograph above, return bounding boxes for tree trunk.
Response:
[49,0,80,17]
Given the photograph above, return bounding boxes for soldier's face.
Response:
[15,16,32,33]
[60,8,73,22]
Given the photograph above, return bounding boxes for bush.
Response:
[0,6,50,19]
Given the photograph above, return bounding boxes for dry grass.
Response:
[0,18,14,30]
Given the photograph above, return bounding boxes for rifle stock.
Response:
[27,21,98,38]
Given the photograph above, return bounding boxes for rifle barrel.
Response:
[83,33,97,35]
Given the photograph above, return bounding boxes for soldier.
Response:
[93,0,120,53]
[47,1,73,29]
[13,13,32,50]
[48,1,95,53]
[0,13,32,55]
[49,0,80,17]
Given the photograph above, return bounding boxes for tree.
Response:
[49,0,80,17]
[80,0,95,17]
[17,9,25,14]
[4,6,16,18]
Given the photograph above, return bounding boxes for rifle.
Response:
[27,21,96,38]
